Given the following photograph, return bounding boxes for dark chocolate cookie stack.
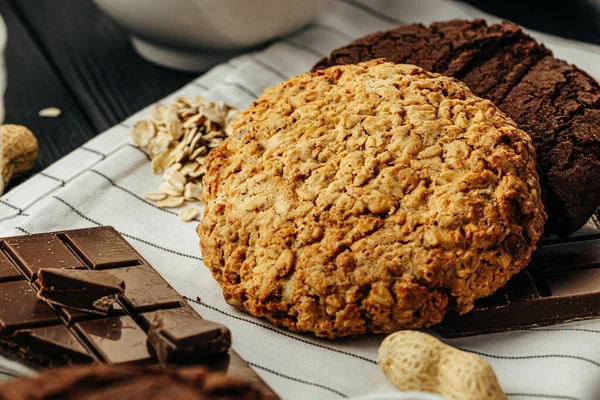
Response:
[314,19,600,236]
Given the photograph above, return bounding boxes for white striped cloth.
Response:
[1,1,600,399]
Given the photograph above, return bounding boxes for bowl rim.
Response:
[0,13,7,53]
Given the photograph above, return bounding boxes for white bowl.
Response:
[92,0,325,72]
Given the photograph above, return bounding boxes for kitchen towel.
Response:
[1,1,600,399]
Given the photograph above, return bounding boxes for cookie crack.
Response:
[493,51,548,106]
[443,30,522,81]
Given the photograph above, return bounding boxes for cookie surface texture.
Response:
[198,60,546,338]
[313,19,600,236]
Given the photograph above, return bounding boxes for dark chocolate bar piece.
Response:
[0,251,21,282]
[36,268,125,315]
[11,325,93,365]
[0,227,277,399]
[4,234,84,280]
[0,281,60,331]
[74,316,153,365]
[109,264,181,312]
[437,235,600,337]
[147,310,231,365]
[65,228,142,269]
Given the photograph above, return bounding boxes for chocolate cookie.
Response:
[0,364,272,400]
[313,19,600,236]
[199,60,546,338]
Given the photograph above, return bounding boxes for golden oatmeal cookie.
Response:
[198,60,546,338]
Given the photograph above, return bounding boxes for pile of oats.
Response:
[130,95,237,222]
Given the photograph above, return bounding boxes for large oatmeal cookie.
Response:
[198,60,546,338]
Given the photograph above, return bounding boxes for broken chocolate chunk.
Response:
[11,325,93,366]
[36,268,125,315]
[147,310,231,365]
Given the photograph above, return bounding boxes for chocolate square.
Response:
[0,249,22,282]
[13,325,93,364]
[74,316,153,365]
[65,227,141,269]
[4,234,84,280]
[109,264,181,312]
[0,281,60,331]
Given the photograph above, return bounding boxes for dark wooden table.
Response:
[3,0,600,190]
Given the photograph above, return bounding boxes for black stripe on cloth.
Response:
[282,38,327,58]
[191,81,210,91]
[506,393,578,400]
[183,296,378,365]
[333,0,406,25]
[0,199,30,217]
[222,81,259,99]
[127,144,152,161]
[0,198,23,212]
[310,23,356,41]
[51,196,203,261]
[88,169,184,219]
[15,226,31,235]
[81,147,106,159]
[248,56,288,80]
[247,362,348,398]
[0,142,133,221]
[39,171,66,186]
[461,348,600,368]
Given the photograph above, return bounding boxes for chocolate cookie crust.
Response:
[314,19,600,236]
[199,60,546,338]
[0,364,270,399]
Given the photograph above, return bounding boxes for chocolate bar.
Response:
[0,227,278,399]
[437,234,600,337]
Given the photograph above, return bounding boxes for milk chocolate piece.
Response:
[36,268,125,315]
[148,310,231,365]
[437,235,600,337]
[0,227,278,399]
[0,250,21,282]
[11,325,93,365]
[65,228,141,269]
[0,364,277,400]
[75,316,153,365]
[0,281,59,331]
[109,264,181,312]
[4,234,84,280]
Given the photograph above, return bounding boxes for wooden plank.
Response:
[0,0,96,190]
[10,0,197,133]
